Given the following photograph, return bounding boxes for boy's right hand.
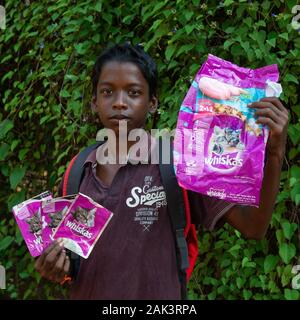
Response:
[35,239,70,283]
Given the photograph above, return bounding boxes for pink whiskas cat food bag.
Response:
[174,54,282,206]
[41,195,75,250]
[53,193,113,259]
[12,191,53,257]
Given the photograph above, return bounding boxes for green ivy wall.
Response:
[0,0,299,299]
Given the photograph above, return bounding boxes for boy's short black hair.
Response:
[92,42,158,99]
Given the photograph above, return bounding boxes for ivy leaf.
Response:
[18,148,29,161]
[40,115,51,125]
[224,0,235,6]
[266,38,276,48]
[276,229,284,245]
[33,96,44,104]
[288,123,300,146]
[223,39,235,50]
[10,167,26,190]
[7,190,26,212]
[60,89,71,98]
[0,143,10,161]
[95,2,102,12]
[65,74,78,82]
[19,271,30,279]
[281,265,293,287]
[176,44,195,57]
[279,33,289,41]
[295,194,300,206]
[184,11,193,21]
[184,24,195,35]
[279,243,296,264]
[281,221,298,240]
[207,291,216,300]
[240,41,250,53]
[291,184,300,204]
[149,19,163,32]
[264,255,279,273]
[284,73,299,84]
[291,165,300,179]
[284,289,300,300]
[74,42,89,55]
[243,289,252,300]
[165,45,176,61]
[229,244,241,252]
[1,164,9,177]
[0,119,14,140]
[11,139,21,152]
[15,229,23,245]
[242,257,256,268]
[0,236,14,251]
[236,277,245,289]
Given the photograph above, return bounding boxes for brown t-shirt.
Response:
[60,147,235,300]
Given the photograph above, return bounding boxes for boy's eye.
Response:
[128,89,141,96]
[100,88,112,95]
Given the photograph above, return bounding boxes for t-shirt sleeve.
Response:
[188,190,236,231]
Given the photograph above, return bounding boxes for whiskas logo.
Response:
[66,220,92,239]
[205,155,243,167]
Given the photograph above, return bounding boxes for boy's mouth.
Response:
[109,114,130,120]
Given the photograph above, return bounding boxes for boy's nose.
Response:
[112,91,128,110]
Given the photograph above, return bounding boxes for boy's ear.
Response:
[91,95,97,112]
[148,96,158,115]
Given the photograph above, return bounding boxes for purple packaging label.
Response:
[41,197,74,250]
[12,191,53,257]
[53,193,113,259]
[174,55,280,206]
[196,54,279,89]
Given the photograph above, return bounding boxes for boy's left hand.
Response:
[248,97,289,160]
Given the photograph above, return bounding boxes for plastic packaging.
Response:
[41,196,75,250]
[12,191,53,257]
[174,54,282,206]
[53,193,113,259]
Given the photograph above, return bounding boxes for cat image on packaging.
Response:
[41,196,75,250]
[210,126,244,156]
[53,193,113,259]
[12,191,52,257]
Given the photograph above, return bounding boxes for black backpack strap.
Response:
[158,137,189,299]
[65,141,104,195]
[63,141,104,280]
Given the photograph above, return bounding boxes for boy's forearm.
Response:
[224,152,284,239]
[245,152,284,238]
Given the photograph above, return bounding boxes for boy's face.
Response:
[92,61,158,136]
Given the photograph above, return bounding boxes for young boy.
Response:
[35,43,288,299]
